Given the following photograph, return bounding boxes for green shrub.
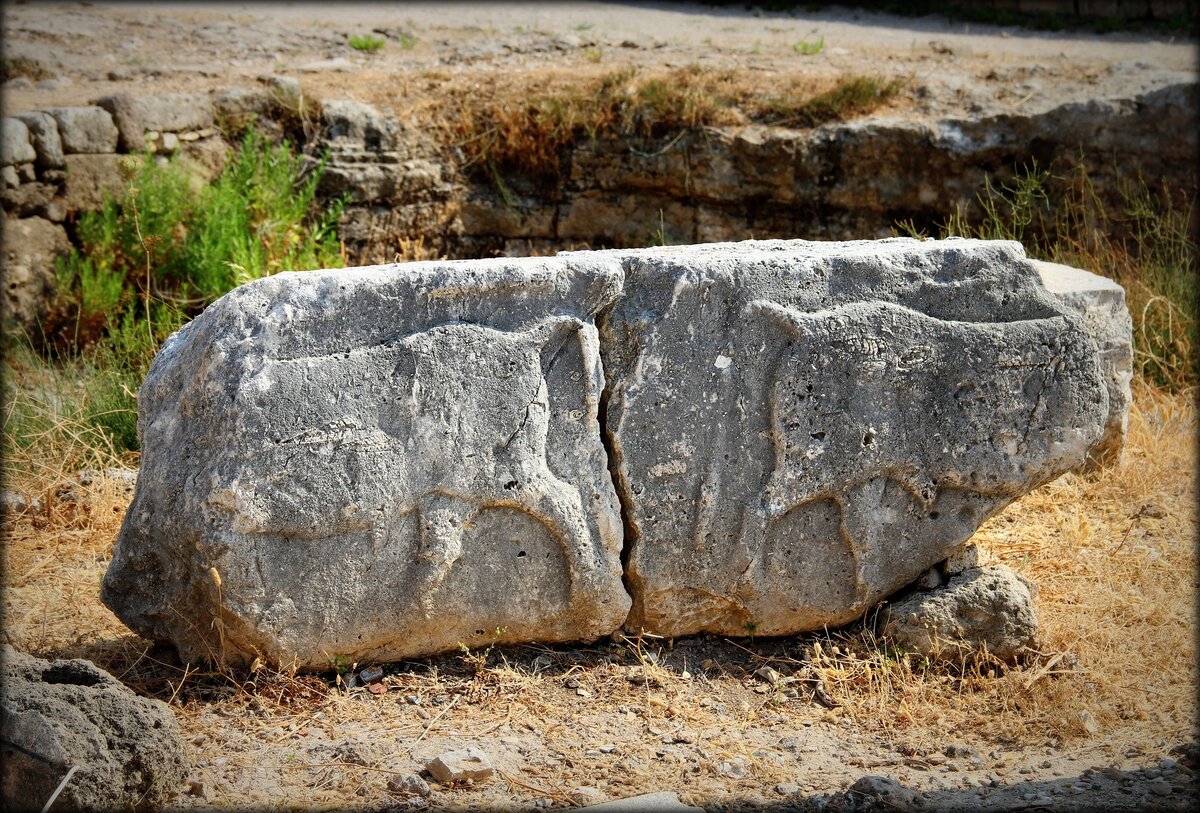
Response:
[6,128,345,464]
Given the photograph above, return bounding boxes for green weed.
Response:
[793,35,824,55]
[5,128,345,466]
[348,34,386,52]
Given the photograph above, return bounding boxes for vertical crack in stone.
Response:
[594,303,640,622]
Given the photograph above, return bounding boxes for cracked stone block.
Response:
[1032,259,1133,469]
[593,238,1107,638]
[102,256,631,670]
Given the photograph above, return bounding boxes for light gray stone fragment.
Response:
[44,107,119,154]
[591,238,1106,639]
[881,564,1040,663]
[425,748,495,783]
[13,111,65,168]
[1033,259,1133,469]
[1,118,37,165]
[102,256,630,671]
[134,92,215,133]
[0,645,189,811]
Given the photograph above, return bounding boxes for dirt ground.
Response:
[2,1,1195,122]
[2,2,1198,811]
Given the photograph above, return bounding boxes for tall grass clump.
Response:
[900,163,1197,392]
[3,129,345,477]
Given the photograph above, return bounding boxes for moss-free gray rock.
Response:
[44,107,118,154]
[102,256,631,671]
[880,565,1040,662]
[1,118,37,166]
[13,111,65,168]
[1033,259,1133,469]
[102,238,1114,668]
[594,238,1106,638]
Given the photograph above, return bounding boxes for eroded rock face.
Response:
[595,239,1106,638]
[880,565,1040,663]
[103,238,1112,668]
[102,256,630,670]
[0,646,189,811]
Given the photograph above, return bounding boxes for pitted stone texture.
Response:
[0,646,189,811]
[1033,259,1133,469]
[44,107,119,154]
[102,256,630,671]
[880,565,1040,663]
[2,217,70,330]
[593,238,1107,638]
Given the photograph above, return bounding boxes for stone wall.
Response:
[3,75,1196,327]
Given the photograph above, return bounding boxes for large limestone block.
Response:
[594,238,1107,638]
[44,107,119,154]
[1032,259,1133,468]
[102,257,630,671]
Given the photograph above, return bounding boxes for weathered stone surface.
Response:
[93,93,143,153]
[595,238,1107,638]
[44,107,119,154]
[321,99,399,152]
[880,565,1040,663]
[2,217,70,331]
[102,256,631,670]
[95,93,215,152]
[1,118,37,166]
[61,153,129,212]
[135,92,215,133]
[1033,259,1133,468]
[14,111,65,168]
[0,646,189,811]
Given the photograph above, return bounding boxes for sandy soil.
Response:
[2,3,1197,811]
[2,1,1195,122]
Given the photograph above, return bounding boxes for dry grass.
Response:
[431,64,903,182]
[2,382,1194,806]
